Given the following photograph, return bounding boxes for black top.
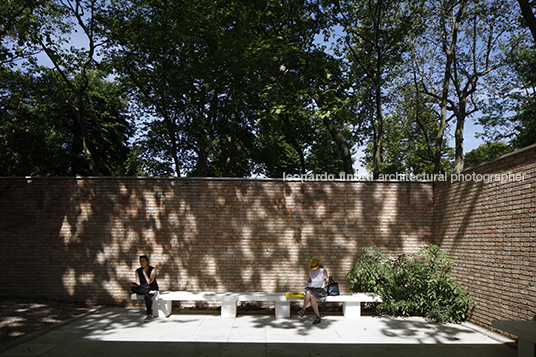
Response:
[136,266,159,290]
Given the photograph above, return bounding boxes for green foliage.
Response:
[0,67,133,176]
[100,0,347,177]
[508,48,536,149]
[347,245,474,323]
[464,142,513,169]
[361,87,456,176]
[0,0,48,65]
[477,21,536,151]
[346,246,389,295]
[332,0,427,178]
[2,0,530,177]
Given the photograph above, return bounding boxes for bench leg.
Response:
[221,301,237,318]
[342,302,361,318]
[153,300,171,318]
[275,302,290,318]
[518,338,536,357]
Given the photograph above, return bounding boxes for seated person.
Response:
[131,255,159,321]
[297,258,328,324]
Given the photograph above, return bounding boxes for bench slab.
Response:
[283,293,382,319]
[158,291,257,301]
[492,320,536,357]
[131,291,382,319]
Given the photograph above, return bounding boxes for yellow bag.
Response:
[285,292,305,298]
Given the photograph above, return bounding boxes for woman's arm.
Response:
[147,267,156,284]
[323,269,329,285]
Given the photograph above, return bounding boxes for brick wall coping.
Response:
[0,176,436,183]
[2,143,534,182]
[461,142,536,173]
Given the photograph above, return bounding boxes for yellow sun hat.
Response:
[308,258,320,270]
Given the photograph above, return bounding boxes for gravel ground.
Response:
[0,297,95,348]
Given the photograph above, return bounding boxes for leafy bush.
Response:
[346,245,388,295]
[346,245,474,323]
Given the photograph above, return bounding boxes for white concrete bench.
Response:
[131,291,260,318]
[492,320,536,357]
[274,293,382,319]
[131,291,382,319]
[130,291,161,313]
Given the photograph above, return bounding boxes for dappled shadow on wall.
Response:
[0,177,435,305]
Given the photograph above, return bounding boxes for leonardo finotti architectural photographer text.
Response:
[282,172,526,184]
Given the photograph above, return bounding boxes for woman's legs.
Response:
[302,290,320,317]
[302,290,312,311]
[309,294,320,318]
[144,292,153,316]
[132,286,153,316]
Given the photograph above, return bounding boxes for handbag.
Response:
[327,276,340,296]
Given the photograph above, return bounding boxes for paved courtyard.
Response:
[0,307,517,357]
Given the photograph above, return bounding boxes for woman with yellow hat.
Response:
[297,258,329,324]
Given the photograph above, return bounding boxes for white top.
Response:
[309,268,325,288]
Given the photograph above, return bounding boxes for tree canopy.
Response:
[1,0,533,177]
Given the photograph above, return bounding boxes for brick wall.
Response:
[433,144,536,328]
[2,144,533,332]
[0,178,433,305]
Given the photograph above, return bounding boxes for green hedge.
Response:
[346,245,474,323]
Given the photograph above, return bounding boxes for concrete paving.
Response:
[0,307,517,357]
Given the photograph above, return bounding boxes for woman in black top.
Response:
[131,255,159,321]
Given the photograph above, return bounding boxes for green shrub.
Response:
[346,245,388,295]
[346,245,474,323]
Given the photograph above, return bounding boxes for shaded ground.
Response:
[1,306,518,357]
[0,298,377,349]
[0,297,95,347]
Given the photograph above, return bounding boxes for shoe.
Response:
[313,316,321,324]
[297,308,305,317]
[144,315,153,322]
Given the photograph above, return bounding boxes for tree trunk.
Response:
[38,0,99,175]
[223,82,237,177]
[195,115,211,177]
[517,0,536,43]
[282,114,306,175]
[454,113,465,172]
[434,0,467,174]
[322,115,354,175]
[165,114,181,177]
[312,93,354,174]
[373,80,383,180]
[76,92,98,175]
[196,149,210,176]
[434,88,449,174]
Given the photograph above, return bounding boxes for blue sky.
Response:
[353,125,485,177]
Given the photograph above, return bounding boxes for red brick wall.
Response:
[433,144,536,329]
[0,178,433,305]
[3,144,533,331]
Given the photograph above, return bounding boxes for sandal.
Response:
[313,316,321,324]
[297,308,305,317]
